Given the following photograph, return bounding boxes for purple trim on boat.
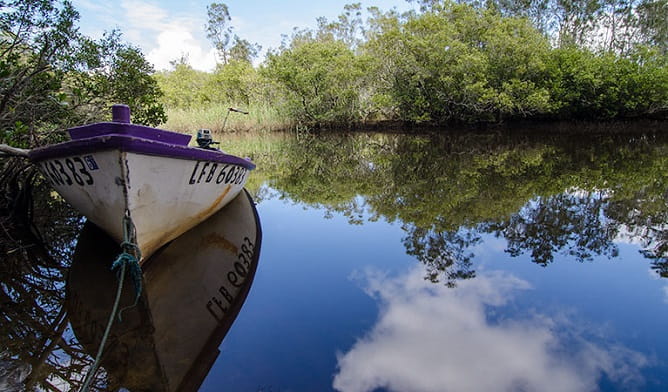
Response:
[68,122,191,146]
[28,135,256,170]
[112,105,131,123]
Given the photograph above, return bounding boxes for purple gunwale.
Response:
[28,104,255,170]
[29,134,256,170]
[68,122,191,146]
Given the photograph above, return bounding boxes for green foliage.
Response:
[209,60,262,105]
[263,39,370,126]
[363,3,553,123]
[60,30,167,127]
[547,46,668,118]
[154,1,667,129]
[154,60,272,124]
[0,0,80,147]
[0,0,166,147]
[102,44,167,126]
[154,63,211,108]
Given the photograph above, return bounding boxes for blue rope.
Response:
[112,242,143,320]
[80,213,142,392]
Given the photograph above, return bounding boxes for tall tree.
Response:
[206,2,233,64]
[637,0,668,54]
[315,3,365,49]
[229,36,261,63]
[555,0,603,47]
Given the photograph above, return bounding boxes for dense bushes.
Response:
[546,47,668,119]
[156,1,667,128]
[363,4,554,123]
[2,0,665,134]
[263,40,371,126]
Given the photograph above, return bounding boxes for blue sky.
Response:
[71,0,413,71]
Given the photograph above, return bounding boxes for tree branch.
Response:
[0,144,31,157]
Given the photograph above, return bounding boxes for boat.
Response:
[67,188,262,392]
[27,104,255,261]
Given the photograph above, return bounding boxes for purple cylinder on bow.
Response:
[112,104,131,123]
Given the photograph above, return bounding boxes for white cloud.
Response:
[117,0,216,71]
[334,268,648,392]
[146,30,217,72]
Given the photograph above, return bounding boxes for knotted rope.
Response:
[79,211,142,392]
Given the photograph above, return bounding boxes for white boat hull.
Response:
[36,150,250,260]
[67,189,261,391]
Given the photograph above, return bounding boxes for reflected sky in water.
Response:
[335,268,645,392]
[201,183,668,392]
[4,131,666,391]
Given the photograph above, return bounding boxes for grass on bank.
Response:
[161,103,294,134]
[161,103,296,192]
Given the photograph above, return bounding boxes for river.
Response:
[3,128,668,391]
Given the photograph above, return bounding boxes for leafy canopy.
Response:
[0,0,166,148]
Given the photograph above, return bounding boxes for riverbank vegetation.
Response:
[0,0,166,149]
[1,0,665,138]
[158,0,667,132]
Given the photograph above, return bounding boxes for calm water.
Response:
[3,129,668,391]
[203,130,668,392]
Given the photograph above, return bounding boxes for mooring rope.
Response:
[79,212,142,392]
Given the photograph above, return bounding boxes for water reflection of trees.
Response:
[486,192,620,265]
[644,233,668,277]
[0,158,98,390]
[257,132,390,224]
[403,227,479,287]
[243,131,668,286]
[1,131,665,388]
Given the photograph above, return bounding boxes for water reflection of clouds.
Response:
[334,269,647,392]
[662,286,668,304]
[646,269,668,303]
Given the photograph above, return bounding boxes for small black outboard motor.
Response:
[196,129,220,150]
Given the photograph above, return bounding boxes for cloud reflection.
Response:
[334,269,647,392]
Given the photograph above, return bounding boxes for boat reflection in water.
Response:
[66,189,261,391]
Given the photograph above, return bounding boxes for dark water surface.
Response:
[3,128,668,391]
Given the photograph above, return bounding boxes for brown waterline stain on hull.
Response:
[199,233,238,254]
